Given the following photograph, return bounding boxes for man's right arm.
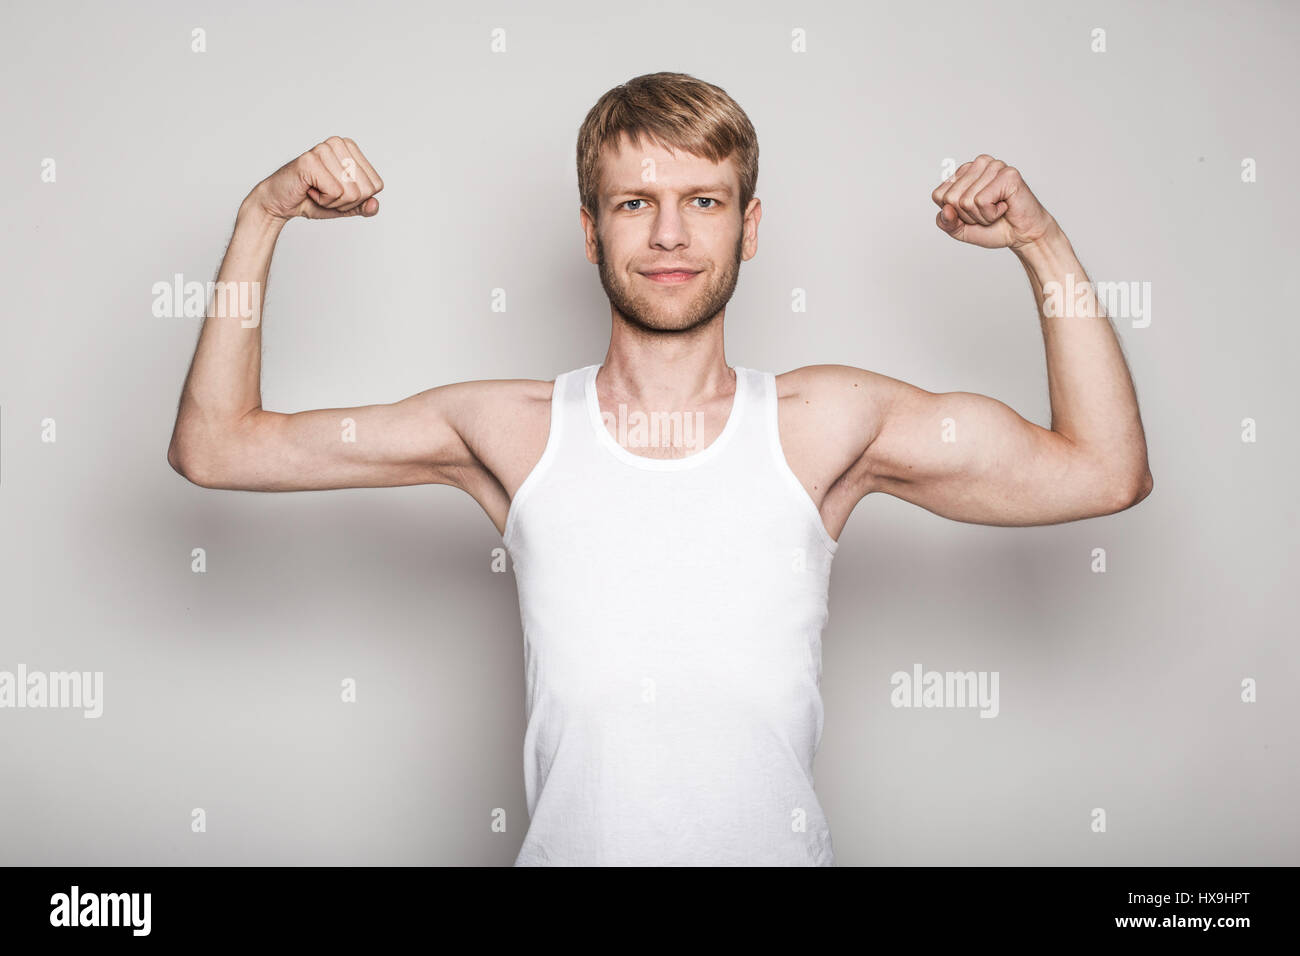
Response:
[166,138,550,532]
[171,383,492,493]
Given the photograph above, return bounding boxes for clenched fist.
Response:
[932,155,1055,250]
[248,137,384,221]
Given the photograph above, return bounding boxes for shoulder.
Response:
[766,365,900,499]
[417,376,555,424]
[418,376,558,501]
[772,364,948,497]
[773,364,899,437]
[435,376,556,447]
[407,375,555,458]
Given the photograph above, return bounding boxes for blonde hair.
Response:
[576,72,759,224]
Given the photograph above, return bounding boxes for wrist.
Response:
[237,185,291,232]
[1011,217,1067,267]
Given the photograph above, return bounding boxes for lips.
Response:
[641,268,700,284]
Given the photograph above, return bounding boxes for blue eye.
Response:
[619,198,719,211]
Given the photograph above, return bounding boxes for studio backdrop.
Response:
[1,0,1296,864]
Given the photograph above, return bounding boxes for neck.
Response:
[598,311,734,407]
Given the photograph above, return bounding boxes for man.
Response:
[167,72,1152,866]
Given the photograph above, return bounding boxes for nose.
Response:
[649,205,688,250]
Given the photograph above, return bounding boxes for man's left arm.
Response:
[802,155,1152,529]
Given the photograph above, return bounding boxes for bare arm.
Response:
[862,368,1147,526]
[166,138,550,533]
[784,156,1152,530]
[167,136,389,483]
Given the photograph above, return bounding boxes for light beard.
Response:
[595,231,744,336]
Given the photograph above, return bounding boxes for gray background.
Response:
[1,0,1296,865]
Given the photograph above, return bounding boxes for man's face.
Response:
[583,133,760,335]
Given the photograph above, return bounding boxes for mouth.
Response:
[640,269,700,284]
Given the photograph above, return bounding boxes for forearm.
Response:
[170,189,285,460]
[1014,221,1150,484]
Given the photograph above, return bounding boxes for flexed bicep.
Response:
[860,383,1138,526]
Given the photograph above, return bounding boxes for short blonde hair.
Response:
[576,72,759,224]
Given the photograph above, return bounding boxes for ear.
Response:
[581,206,600,265]
[742,196,762,261]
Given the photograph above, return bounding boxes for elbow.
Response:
[167,433,220,488]
[1136,468,1154,503]
[167,447,204,487]
[166,436,184,475]
[1107,466,1153,513]
[168,412,263,488]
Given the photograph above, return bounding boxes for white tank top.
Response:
[503,363,839,865]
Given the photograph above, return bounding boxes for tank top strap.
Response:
[729,366,773,454]
[737,366,840,555]
[502,365,592,548]
[549,363,599,450]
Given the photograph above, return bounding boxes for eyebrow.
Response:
[608,182,735,200]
